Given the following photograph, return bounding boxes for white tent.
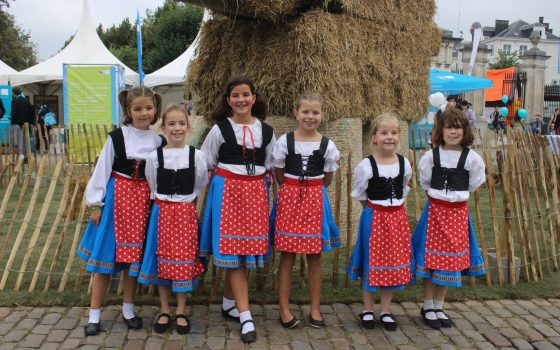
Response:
[144,10,210,87]
[11,0,138,86]
[0,59,17,85]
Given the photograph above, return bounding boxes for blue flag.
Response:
[136,9,144,85]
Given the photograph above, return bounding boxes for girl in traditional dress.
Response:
[77,86,164,336]
[200,76,275,343]
[412,108,486,329]
[346,112,413,331]
[270,93,340,329]
[134,104,208,334]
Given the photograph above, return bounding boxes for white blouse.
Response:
[145,146,209,203]
[352,156,413,206]
[85,125,163,207]
[272,133,340,180]
[200,117,276,175]
[418,146,486,202]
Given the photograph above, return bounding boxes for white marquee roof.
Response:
[144,10,210,87]
[11,0,138,86]
[0,59,17,85]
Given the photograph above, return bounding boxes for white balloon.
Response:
[429,92,445,107]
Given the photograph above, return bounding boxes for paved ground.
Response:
[1,299,560,349]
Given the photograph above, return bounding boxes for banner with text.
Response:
[63,64,124,126]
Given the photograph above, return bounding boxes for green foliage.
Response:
[489,49,521,69]
[58,0,203,73]
[0,2,38,70]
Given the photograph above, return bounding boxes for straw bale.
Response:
[181,0,435,22]
[186,10,440,122]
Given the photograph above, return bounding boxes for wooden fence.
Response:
[0,123,559,298]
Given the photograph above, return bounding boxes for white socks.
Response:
[223,297,239,317]
[423,299,438,320]
[122,303,135,320]
[380,312,394,323]
[88,308,101,323]
[239,310,255,334]
[362,310,374,321]
[434,299,448,319]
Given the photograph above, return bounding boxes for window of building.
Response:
[503,44,511,55]
[490,45,494,56]
[519,45,528,56]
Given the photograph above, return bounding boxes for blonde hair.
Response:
[161,104,190,129]
[370,112,401,136]
[295,92,323,111]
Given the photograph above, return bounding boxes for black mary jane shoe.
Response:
[175,314,191,335]
[240,320,257,343]
[84,322,101,336]
[434,309,453,328]
[420,308,441,330]
[359,311,375,329]
[379,313,398,331]
[221,306,240,322]
[308,314,326,329]
[122,315,143,330]
[280,316,301,329]
[153,313,171,334]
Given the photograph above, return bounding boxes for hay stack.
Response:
[182,0,435,22]
[186,9,440,122]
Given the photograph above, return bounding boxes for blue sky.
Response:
[4,0,560,62]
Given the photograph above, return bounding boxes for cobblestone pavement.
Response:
[1,299,560,349]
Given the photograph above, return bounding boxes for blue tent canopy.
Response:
[430,69,493,95]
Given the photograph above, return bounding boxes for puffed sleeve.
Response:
[85,137,115,207]
[272,134,288,169]
[194,149,209,197]
[418,150,434,191]
[403,157,413,196]
[467,151,486,192]
[264,131,277,170]
[200,125,222,170]
[145,151,158,200]
[351,158,372,200]
[324,140,340,173]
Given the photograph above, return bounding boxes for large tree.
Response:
[91,1,203,73]
[0,0,38,70]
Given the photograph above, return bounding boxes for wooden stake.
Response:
[537,137,558,271]
[0,158,24,262]
[0,155,46,290]
[408,150,421,221]
[332,165,342,287]
[59,195,88,292]
[473,189,491,286]
[15,158,62,290]
[501,140,517,285]
[483,135,504,285]
[345,150,353,287]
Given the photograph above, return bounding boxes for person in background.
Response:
[0,98,5,119]
[461,101,475,130]
[549,108,560,135]
[10,86,35,159]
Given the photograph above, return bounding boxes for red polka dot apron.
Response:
[112,172,151,263]
[274,177,323,254]
[368,203,411,286]
[424,197,470,271]
[156,199,204,281]
[217,168,269,256]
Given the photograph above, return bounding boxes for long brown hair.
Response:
[432,108,474,147]
[118,86,162,125]
[209,76,268,121]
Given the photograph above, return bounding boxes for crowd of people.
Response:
[75,78,486,342]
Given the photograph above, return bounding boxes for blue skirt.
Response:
[411,201,486,287]
[200,173,271,269]
[131,203,200,293]
[76,177,139,275]
[269,186,341,252]
[346,205,410,292]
